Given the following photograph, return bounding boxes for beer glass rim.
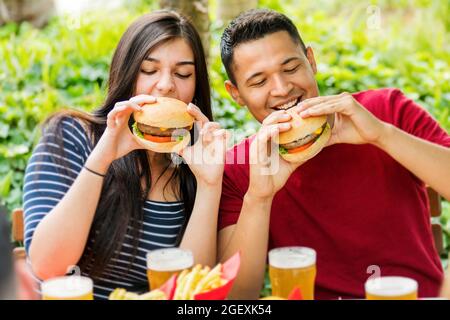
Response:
[41,276,93,298]
[365,276,418,297]
[146,247,193,271]
[268,246,316,269]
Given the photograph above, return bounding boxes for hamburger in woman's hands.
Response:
[132,97,194,153]
[276,108,331,163]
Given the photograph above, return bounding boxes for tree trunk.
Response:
[159,0,210,60]
[0,0,55,28]
[217,0,258,26]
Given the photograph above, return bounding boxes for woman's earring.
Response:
[170,153,184,167]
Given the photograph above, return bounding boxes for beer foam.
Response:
[41,276,93,298]
[365,276,418,297]
[269,247,316,269]
[146,248,193,271]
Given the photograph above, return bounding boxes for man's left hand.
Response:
[295,92,390,146]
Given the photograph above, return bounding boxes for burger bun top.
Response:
[133,97,194,128]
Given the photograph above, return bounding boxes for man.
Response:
[217,9,450,299]
[0,204,37,300]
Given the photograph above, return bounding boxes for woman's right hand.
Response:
[88,95,157,171]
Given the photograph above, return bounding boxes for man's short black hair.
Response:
[0,203,13,298]
[220,8,307,85]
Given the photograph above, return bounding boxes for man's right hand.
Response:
[247,110,304,200]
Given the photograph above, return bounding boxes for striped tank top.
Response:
[23,117,185,299]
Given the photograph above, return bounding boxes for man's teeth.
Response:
[275,98,299,110]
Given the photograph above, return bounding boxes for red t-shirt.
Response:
[218,88,450,299]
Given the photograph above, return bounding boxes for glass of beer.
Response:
[268,246,317,300]
[365,276,418,300]
[146,248,193,290]
[41,276,93,300]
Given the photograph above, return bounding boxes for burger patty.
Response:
[280,123,327,150]
[137,123,191,137]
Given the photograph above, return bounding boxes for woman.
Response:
[23,10,227,299]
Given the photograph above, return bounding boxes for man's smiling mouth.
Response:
[271,96,303,111]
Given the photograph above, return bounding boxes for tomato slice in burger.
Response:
[143,134,173,143]
[287,140,315,154]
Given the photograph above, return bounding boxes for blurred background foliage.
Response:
[0,0,449,254]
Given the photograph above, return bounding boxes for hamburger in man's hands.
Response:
[132,97,194,153]
[277,108,331,163]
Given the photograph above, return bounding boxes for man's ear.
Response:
[225,80,245,106]
[305,46,317,75]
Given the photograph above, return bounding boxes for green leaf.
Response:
[132,122,143,138]
[0,122,9,138]
[0,171,13,198]
[279,146,288,155]
[6,145,29,157]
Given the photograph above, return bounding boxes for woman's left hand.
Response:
[295,92,389,146]
[178,103,229,186]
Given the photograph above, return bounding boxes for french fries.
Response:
[109,288,167,300]
[139,289,167,300]
[173,263,227,300]
[109,262,228,300]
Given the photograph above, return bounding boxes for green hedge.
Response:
[0,1,449,250]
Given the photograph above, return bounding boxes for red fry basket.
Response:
[159,251,241,300]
